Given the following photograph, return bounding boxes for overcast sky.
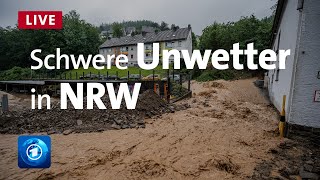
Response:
[0,0,275,35]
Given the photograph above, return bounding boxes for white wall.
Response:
[289,0,320,128]
[267,0,300,114]
[174,31,193,54]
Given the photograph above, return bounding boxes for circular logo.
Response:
[20,138,49,167]
[26,144,43,160]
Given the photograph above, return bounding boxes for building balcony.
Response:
[120,51,128,55]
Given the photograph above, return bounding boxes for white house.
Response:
[99,26,193,67]
[265,0,320,129]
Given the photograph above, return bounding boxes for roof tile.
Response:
[99,28,190,48]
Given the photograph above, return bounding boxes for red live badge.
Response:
[18,11,63,29]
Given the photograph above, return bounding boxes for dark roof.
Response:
[270,0,287,47]
[100,27,191,48]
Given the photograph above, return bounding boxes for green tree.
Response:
[191,32,198,50]
[0,10,101,77]
[170,24,180,30]
[112,22,124,38]
[198,15,273,72]
[160,21,169,31]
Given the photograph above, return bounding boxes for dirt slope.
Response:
[0,79,282,180]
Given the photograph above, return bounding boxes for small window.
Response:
[131,55,133,59]
[178,41,182,47]
[131,47,133,51]
[126,47,129,51]
[275,69,280,81]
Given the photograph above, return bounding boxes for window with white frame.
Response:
[166,42,172,48]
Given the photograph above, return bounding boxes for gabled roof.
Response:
[99,27,191,48]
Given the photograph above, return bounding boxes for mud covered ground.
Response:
[252,136,320,179]
[0,90,189,134]
[0,79,319,180]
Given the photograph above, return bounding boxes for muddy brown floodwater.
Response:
[0,78,319,180]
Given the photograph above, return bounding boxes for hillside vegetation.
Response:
[193,15,274,81]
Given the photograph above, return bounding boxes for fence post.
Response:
[279,95,286,138]
[116,71,118,79]
[180,74,182,92]
[172,69,175,82]
[127,71,130,80]
[2,95,9,112]
[167,69,170,103]
[152,70,155,82]
[188,71,191,91]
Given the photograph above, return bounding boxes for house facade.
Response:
[99,26,193,67]
[265,0,320,128]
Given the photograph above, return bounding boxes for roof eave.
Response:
[99,38,189,49]
[270,0,287,48]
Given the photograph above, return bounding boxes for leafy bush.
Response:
[171,83,189,97]
[196,70,235,82]
[0,67,34,80]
